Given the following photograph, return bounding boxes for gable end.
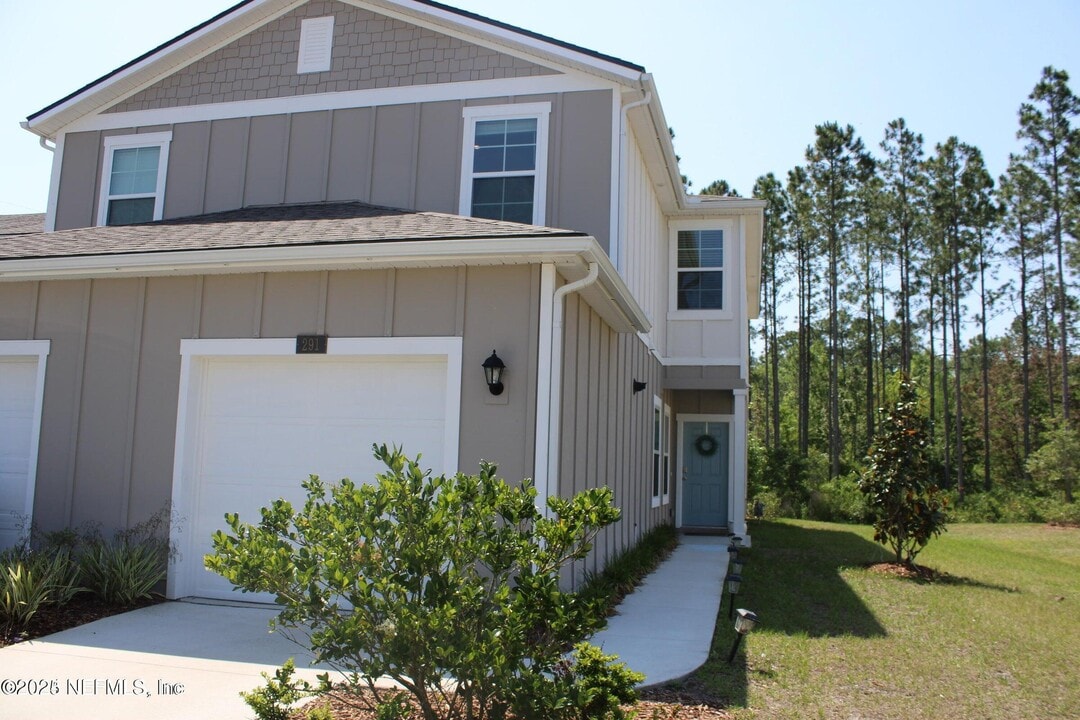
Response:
[104,0,558,115]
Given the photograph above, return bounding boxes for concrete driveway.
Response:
[0,535,729,718]
[0,600,332,719]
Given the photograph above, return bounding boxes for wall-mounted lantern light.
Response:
[482,350,506,396]
[632,379,647,394]
[727,608,760,663]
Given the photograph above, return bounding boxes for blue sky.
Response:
[2,0,1078,215]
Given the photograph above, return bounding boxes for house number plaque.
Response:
[295,335,328,354]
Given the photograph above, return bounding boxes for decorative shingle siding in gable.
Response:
[104,0,558,114]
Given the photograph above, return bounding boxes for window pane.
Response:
[677,270,723,310]
[677,229,723,269]
[652,454,660,497]
[503,176,534,203]
[473,147,504,173]
[474,120,506,146]
[107,197,156,226]
[110,146,160,196]
[505,118,537,145]
[504,145,536,172]
[471,177,534,224]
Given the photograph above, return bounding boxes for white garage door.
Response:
[0,344,48,551]
[177,348,458,601]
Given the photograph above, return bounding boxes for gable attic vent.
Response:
[297,16,335,74]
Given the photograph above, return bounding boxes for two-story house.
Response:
[0,0,762,599]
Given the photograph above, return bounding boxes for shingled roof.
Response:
[0,203,585,261]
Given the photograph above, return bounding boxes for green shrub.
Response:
[78,510,172,605]
[207,444,626,720]
[0,564,52,635]
[564,642,643,720]
[808,473,870,523]
[241,658,323,720]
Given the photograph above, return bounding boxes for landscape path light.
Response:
[726,608,760,663]
[730,554,745,576]
[725,573,742,619]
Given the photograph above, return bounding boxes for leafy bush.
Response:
[208,444,627,720]
[859,377,948,565]
[0,548,83,635]
[563,642,643,720]
[808,473,871,523]
[1026,419,1079,503]
[78,510,172,605]
[240,658,323,720]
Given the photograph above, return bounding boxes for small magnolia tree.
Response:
[206,444,638,720]
[859,378,947,566]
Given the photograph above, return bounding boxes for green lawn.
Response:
[667,520,1080,720]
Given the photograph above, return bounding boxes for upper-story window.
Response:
[669,220,734,318]
[460,103,550,225]
[97,132,172,226]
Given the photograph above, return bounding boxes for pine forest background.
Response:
[702,66,1080,525]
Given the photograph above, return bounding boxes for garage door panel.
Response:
[0,358,38,550]
[184,354,451,600]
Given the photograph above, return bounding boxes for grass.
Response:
[662,519,1080,720]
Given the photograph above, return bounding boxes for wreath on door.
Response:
[694,433,719,457]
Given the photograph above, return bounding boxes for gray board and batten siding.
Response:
[0,267,539,535]
[0,265,667,584]
[55,89,613,249]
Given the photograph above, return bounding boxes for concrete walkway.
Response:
[0,535,728,718]
[592,534,729,685]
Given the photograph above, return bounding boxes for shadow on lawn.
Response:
[734,520,888,639]
[643,520,889,710]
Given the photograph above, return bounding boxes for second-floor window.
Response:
[460,103,550,225]
[676,228,724,310]
[97,132,172,226]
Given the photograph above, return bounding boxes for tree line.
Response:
[707,66,1079,522]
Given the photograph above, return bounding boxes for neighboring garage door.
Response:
[0,342,49,551]
[170,338,462,601]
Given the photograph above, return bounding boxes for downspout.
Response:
[614,90,651,276]
[538,261,599,514]
[38,136,55,153]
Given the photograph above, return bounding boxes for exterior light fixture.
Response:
[632,379,647,393]
[727,608,759,663]
[725,573,742,619]
[729,535,743,548]
[730,555,745,576]
[482,350,506,395]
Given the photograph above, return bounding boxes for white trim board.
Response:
[167,336,463,599]
[59,74,616,136]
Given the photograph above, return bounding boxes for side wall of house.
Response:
[558,293,669,588]
[53,89,613,249]
[0,266,539,535]
[621,126,668,354]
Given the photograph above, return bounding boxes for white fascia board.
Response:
[364,0,644,85]
[25,0,299,140]
[63,73,615,135]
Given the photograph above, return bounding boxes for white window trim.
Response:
[297,16,335,74]
[459,102,551,225]
[0,340,50,546]
[651,395,662,508]
[96,131,172,227]
[668,218,735,320]
[662,402,672,505]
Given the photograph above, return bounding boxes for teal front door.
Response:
[681,420,729,528]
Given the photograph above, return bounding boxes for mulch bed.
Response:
[864,561,941,581]
[0,594,164,648]
[295,685,734,720]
